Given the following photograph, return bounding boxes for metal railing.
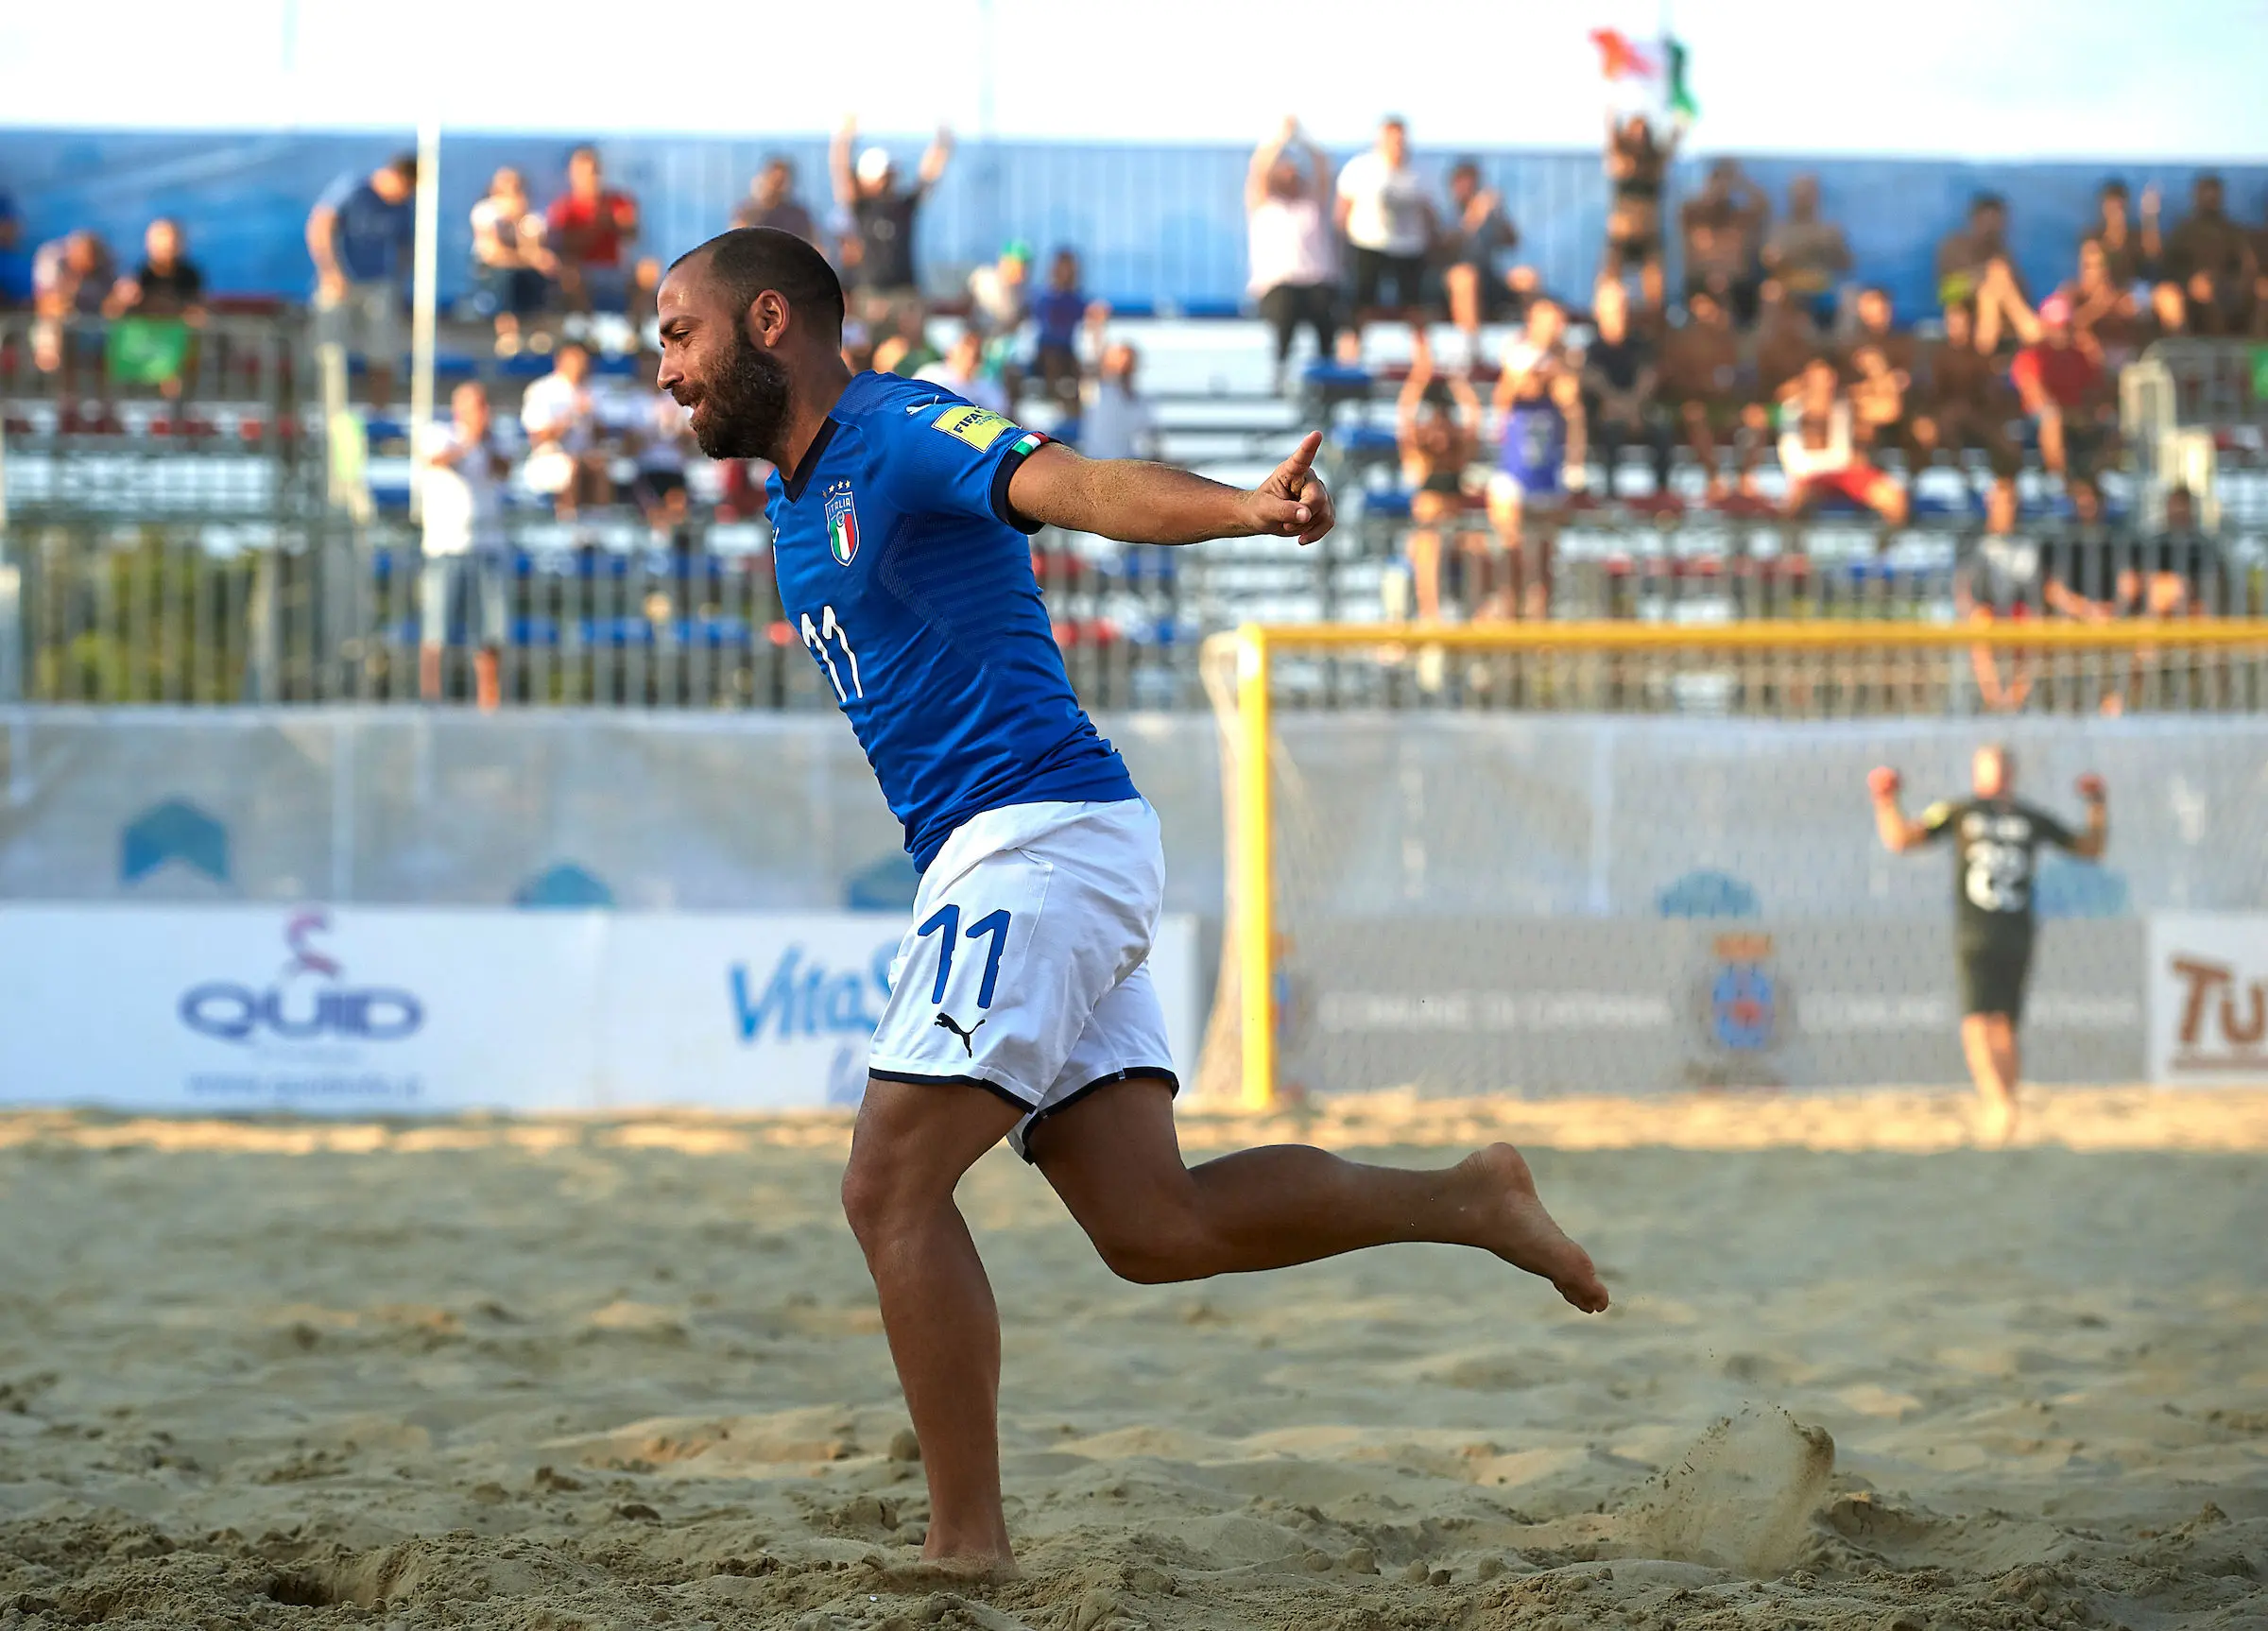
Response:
[7,313,2268,713]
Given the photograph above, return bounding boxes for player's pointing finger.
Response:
[1273,431,1323,489]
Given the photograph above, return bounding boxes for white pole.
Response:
[408,115,441,523]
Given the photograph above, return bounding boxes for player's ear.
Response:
[747,290,790,349]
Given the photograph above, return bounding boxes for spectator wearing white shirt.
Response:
[520,343,610,516]
[1078,343,1158,463]
[916,329,1011,416]
[628,360,697,535]
[1246,119,1338,393]
[1776,355,1906,525]
[1334,117,1435,345]
[469,167,555,356]
[420,382,513,710]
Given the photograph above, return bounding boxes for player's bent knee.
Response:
[1081,1210,1221,1285]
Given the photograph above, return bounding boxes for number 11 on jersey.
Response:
[800,605,863,702]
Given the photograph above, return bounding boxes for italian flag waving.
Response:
[1589,27,1698,121]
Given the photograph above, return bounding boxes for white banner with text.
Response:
[0,905,1200,1115]
[2146,912,2268,1085]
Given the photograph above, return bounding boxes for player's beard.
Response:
[688,329,792,462]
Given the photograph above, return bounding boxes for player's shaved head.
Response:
[1974,744,2012,797]
[671,227,845,339]
[658,228,851,463]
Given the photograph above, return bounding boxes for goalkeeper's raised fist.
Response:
[2077,773,2106,801]
[1867,765,1902,799]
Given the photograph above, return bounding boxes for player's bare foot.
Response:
[872,1552,1022,1590]
[1463,1142,1609,1313]
[1977,1092,2017,1148]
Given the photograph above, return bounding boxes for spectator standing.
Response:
[2066,237,2147,369]
[520,342,610,517]
[916,328,1011,416]
[1488,298,1586,620]
[1776,355,1907,525]
[1605,113,1678,308]
[0,183,33,307]
[470,167,554,355]
[2010,293,2112,484]
[1395,335,1483,621]
[967,241,1032,336]
[2043,475,2125,630]
[1335,117,1435,344]
[1912,301,2020,483]
[1750,279,1819,409]
[307,153,416,412]
[831,117,953,318]
[2111,485,2219,711]
[2086,180,2160,290]
[1580,278,1670,499]
[29,229,113,378]
[732,157,821,249]
[871,296,940,377]
[1935,193,2034,353]
[1079,342,1159,463]
[106,218,204,320]
[102,218,205,398]
[2161,173,2259,336]
[1661,289,1757,500]
[1245,119,1338,392]
[2122,486,2219,619]
[1956,478,2043,712]
[418,381,512,711]
[1031,249,1096,414]
[628,375,697,538]
[1678,158,1768,325]
[1761,175,1851,329]
[546,146,641,318]
[1438,159,1521,372]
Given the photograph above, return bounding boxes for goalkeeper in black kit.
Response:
[1868,745,2107,1145]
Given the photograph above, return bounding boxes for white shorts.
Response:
[866,798,1175,1160]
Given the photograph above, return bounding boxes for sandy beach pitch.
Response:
[2,1089,2263,1630]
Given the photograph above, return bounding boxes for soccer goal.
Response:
[1196,619,2268,1107]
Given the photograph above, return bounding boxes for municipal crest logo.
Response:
[824,486,860,566]
[1684,930,1795,1089]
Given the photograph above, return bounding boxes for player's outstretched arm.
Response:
[1007,434,1334,547]
[1868,765,1925,852]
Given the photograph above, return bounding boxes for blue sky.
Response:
[3,0,2264,161]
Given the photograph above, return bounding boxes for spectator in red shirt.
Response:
[546,146,640,317]
[2010,293,2112,485]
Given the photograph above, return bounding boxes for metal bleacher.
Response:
[4,308,2264,710]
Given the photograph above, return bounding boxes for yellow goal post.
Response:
[1196,618,2268,1109]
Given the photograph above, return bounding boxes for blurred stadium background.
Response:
[1,1,2265,1109]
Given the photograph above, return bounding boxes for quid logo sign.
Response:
[179,911,425,1044]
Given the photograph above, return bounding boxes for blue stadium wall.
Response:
[3,129,2262,321]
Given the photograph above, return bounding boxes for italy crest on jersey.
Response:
[824,486,860,566]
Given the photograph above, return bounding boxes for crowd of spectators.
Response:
[3,122,2262,659]
[1303,110,2267,638]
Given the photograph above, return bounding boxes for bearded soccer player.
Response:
[655,229,1607,1576]
[1869,746,2107,1144]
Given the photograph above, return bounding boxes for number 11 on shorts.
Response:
[917,905,1013,1010]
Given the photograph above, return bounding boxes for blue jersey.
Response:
[766,370,1137,870]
